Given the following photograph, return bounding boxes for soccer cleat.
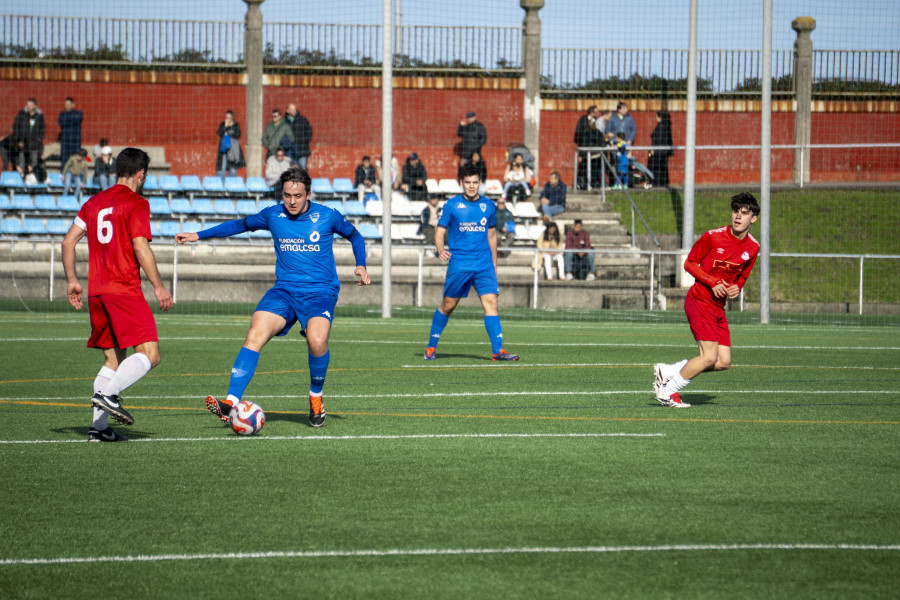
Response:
[424,347,437,361]
[88,426,128,442]
[91,392,134,426]
[205,396,232,424]
[309,395,326,428]
[653,363,669,397]
[492,349,520,361]
[657,392,691,408]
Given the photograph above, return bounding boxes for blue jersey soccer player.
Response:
[424,163,518,362]
[175,166,370,427]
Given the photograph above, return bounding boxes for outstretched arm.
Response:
[176,218,250,244]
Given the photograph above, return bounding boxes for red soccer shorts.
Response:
[684,294,731,347]
[87,294,158,349]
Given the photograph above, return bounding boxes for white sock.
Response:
[662,372,690,397]
[669,359,688,378]
[225,394,240,407]
[92,366,117,430]
[101,353,152,397]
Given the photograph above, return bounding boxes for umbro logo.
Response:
[716,248,724,254]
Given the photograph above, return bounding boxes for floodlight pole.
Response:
[760,0,772,324]
[381,0,393,318]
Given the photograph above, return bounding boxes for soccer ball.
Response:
[229,400,265,436]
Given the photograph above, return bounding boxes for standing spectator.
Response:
[354,155,380,203]
[608,101,637,146]
[94,146,117,191]
[574,105,602,189]
[564,219,595,281]
[261,109,293,159]
[284,103,312,169]
[61,147,173,440]
[265,147,293,188]
[63,148,89,200]
[419,195,441,256]
[648,111,673,188]
[494,197,516,258]
[535,222,565,281]
[614,132,630,189]
[502,153,532,202]
[457,111,486,162]
[58,97,83,168]
[595,109,612,141]
[401,153,429,201]
[216,110,244,179]
[539,171,567,221]
[12,98,45,171]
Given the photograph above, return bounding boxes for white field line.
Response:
[2,543,897,566]
[0,432,664,445]
[399,362,900,370]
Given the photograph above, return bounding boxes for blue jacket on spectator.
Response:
[540,180,567,208]
[608,113,637,145]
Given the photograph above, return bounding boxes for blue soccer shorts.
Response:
[442,267,499,299]
[255,286,337,336]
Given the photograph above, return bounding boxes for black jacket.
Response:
[286,113,313,158]
[12,109,45,150]
[457,121,486,157]
[354,164,377,188]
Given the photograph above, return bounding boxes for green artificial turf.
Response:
[1,311,898,598]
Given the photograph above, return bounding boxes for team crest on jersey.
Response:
[479,203,486,212]
[741,251,750,261]
[310,212,320,223]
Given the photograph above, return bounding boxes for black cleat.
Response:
[91,392,134,426]
[309,395,325,428]
[88,427,129,442]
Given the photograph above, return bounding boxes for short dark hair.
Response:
[458,163,481,181]
[280,165,312,193]
[225,110,234,116]
[362,155,370,161]
[616,102,627,110]
[115,147,150,179]
[573,219,583,225]
[586,105,597,115]
[550,171,560,179]
[77,148,88,158]
[731,192,760,217]
[27,97,36,104]
[65,97,74,103]
[99,138,108,146]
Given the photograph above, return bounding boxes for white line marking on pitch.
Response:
[400,362,900,370]
[0,432,664,445]
[2,543,897,566]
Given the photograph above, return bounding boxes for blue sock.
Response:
[484,315,503,354]
[309,351,330,396]
[227,347,259,401]
[427,309,450,349]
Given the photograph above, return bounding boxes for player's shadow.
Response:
[416,352,492,361]
[50,426,154,440]
[266,412,345,426]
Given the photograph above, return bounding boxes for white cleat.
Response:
[653,363,669,397]
[657,392,691,408]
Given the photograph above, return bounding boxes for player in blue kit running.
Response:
[424,163,518,361]
[175,166,370,427]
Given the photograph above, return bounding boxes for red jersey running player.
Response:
[654,192,760,408]
[62,147,173,440]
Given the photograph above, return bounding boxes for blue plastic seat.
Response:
[34,195,57,211]
[357,223,381,239]
[213,199,238,216]
[259,200,278,210]
[57,195,80,211]
[168,197,193,214]
[311,178,334,195]
[26,177,48,190]
[46,218,69,235]
[192,198,215,215]
[1,218,24,234]
[159,175,183,193]
[150,221,161,237]
[182,221,202,234]
[142,174,159,191]
[83,177,99,191]
[24,218,46,234]
[224,176,248,194]
[331,178,356,195]
[0,196,11,210]
[202,176,226,194]
[246,177,271,194]
[343,201,367,216]
[11,195,34,211]
[180,175,204,193]
[0,171,26,189]
[149,197,172,215]
[47,172,64,188]
[324,200,345,214]
[159,221,181,237]
[236,200,258,215]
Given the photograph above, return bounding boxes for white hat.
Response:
[101,146,112,154]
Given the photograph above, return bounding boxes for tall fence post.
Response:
[792,17,816,186]
[760,0,773,324]
[680,0,698,289]
[521,0,544,178]
[243,0,265,179]
[48,241,55,301]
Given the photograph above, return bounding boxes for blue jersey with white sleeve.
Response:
[437,194,496,272]
[197,202,364,294]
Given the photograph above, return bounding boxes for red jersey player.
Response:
[62,147,173,440]
[654,192,760,407]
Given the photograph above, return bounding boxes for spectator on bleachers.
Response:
[648,111,673,188]
[63,148,89,200]
[285,104,312,169]
[216,110,244,179]
[502,153,532,202]
[608,101,637,146]
[24,163,47,186]
[574,105,602,190]
[0,134,12,172]
[539,171,567,221]
[495,197,516,258]
[12,137,32,176]
[92,138,109,162]
[262,108,294,160]
[420,195,441,256]
[595,109,612,141]
[264,146,293,188]
[401,153,429,201]
[58,97,83,169]
[535,222,565,281]
[12,98,45,172]
[354,155,379,203]
[94,146,116,191]
[564,219,595,281]
[376,155,402,192]
[457,111,486,162]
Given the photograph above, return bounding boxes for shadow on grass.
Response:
[265,411,345,426]
[50,426,155,440]
[418,352,494,362]
[669,187,683,236]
